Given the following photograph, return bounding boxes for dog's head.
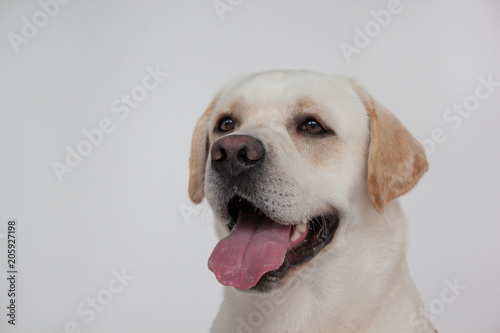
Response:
[188,70,428,292]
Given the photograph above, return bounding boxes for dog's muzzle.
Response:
[207,134,340,292]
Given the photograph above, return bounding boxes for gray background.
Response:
[1,1,499,332]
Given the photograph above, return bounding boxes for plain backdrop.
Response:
[1,1,499,332]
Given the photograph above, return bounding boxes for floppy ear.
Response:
[351,80,429,213]
[188,95,219,204]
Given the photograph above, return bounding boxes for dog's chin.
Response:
[215,196,340,293]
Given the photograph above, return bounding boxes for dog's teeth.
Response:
[296,223,307,233]
[290,230,301,242]
[290,223,308,242]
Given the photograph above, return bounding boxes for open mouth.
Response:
[208,196,339,291]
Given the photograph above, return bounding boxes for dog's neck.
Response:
[210,201,434,333]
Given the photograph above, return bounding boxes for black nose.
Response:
[211,135,265,177]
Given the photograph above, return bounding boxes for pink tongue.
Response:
[208,209,292,289]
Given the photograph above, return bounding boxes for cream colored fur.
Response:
[189,70,434,333]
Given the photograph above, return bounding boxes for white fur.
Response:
[195,70,434,333]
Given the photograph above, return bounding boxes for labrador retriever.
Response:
[188,70,436,333]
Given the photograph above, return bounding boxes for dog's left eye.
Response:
[218,117,235,132]
[300,119,325,134]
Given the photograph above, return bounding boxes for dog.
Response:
[188,70,436,333]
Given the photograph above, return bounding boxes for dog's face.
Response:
[189,70,428,292]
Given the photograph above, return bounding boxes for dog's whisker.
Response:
[187,69,434,332]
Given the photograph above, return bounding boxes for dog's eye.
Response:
[301,119,325,134]
[218,117,235,132]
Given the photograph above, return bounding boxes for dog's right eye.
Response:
[300,118,326,135]
[217,117,235,132]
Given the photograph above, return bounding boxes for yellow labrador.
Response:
[188,70,436,333]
